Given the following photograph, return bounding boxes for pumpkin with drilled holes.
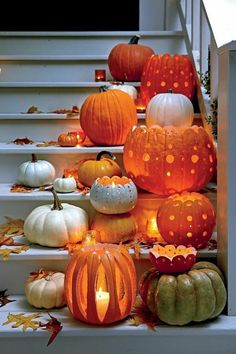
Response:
[58,132,78,147]
[91,212,137,244]
[24,189,88,247]
[145,90,194,127]
[77,151,122,187]
[25,269,66,309]
[80,88,137,146]
[108,35,154,82]
[65,243,137,324]
[157,192,216,249]
[140,54,196,106]
[123,125,217,196]
[90,176,138,214]
[108,82,138,100]
[139,261,227,326]
[17,154,55,187]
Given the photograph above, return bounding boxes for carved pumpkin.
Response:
[58,132,78,147]
[25,269,66,309]
[65,243,137,324]
[77,151,122,187]
[123,125,217,196]
[90,176,138,214]
[80,88,137,146]
[53,176,77,193]
[145,90,194,127]
[157,192,216,249]
[139,261,227,325]
[108,35,154,82]
[108,82,138,100]
[91,212,137,244]
[140,54,196,106]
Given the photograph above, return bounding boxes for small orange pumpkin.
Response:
[58,133,78,147]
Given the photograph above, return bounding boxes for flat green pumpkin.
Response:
[139,261,227,326]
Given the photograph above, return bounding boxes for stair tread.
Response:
[0,55,109,61]
[0,82,141,88]
[0,31,185,37]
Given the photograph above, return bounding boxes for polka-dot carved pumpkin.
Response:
[140,54,196,106]
[123,125,217,196]
[157,192,216,249]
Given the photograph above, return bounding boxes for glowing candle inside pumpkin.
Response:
[95,287,110,322]
[82,230,97,246]
[111,182,116,188]
[95,69,106,82]
[146,217,159,237]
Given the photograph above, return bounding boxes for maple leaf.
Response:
[39,313,63,346]
[10,184,34,193]
[0,236,23,246]
[11,137,34,145]
[0,216,24,237]
[0,246,29,261]
[25,105,43,114]
[3,313,41,331]
[0,289,16,308]
[128,298,161,331]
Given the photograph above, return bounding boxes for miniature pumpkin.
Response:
[140,54,196,106]
[58,132,78,147]
[65,243,137,324]
[123,125,217,196]
[145,90,194,127]
[80,88,137,146]
[17,154,55,187]
[68,129,86,144]
[108,35,154,82]
[24,189,88,247]
[91,212,137,243]
[108,82,138,100]
[77,151,122,187]
[157,192,215,249]
[25,269,66,309]
[139,261,227,325]
[90,176,138,214]
[53,176,77,193]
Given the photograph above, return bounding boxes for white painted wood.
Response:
[0,113,78,119]
[191,0,200,52]
[0,82,141,88]
[200,2,210,74]
[210,35,218,100]
[165,0,182,30]
[139,0,165,30]
[0,55,109,61]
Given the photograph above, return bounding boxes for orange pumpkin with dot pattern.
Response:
[157,192,216,249]
[140,54,196,106]
[123,125,216,196]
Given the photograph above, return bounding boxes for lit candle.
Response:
[135,98,146,113]
[95,69,106,82]
[146,217,164,242]
[95,287,110,322]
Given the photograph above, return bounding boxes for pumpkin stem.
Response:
[96,151,116,161]
[31,154,38,163]
[129,35,141,44]
[49,188,63,211]
[99,86,109,93]
[167,89,173,94]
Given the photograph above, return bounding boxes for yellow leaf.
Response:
[0,246,29,261]
[0,216,24,237]
[3,313,41,331]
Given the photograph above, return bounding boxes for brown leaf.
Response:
[29,269,56,281]
[10,184,34,193]
[3,312,41,331]
[25,106,43,114]
[0,246,29,261]
[0,235,24,246]
[11,137,34,145]
[129,298,161,331]
[36,141,58,148]
[50,105,80,115]
[0,289,16,308]
[39,313,63,346]
[207,239,217,250]
[0,216,24,236]
[59,242,82,255]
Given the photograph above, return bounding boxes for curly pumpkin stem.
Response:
[129,35,141,44]
[31,154,38,163]
[99,86,109,93]
[49,188,63,211]
[96,151,116,161]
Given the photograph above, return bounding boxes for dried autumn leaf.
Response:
[25,106,43,114]
[0,216,24,236]
[3,312,41,331]
[207,239,217,250]
[0,246,29,261]
[60,242,82,254]
[10,184,34,193]
[29,269,57,281]
[36,141,58,148]
[129,298,160,331]
[50,105,80,115]
[0,289,16,308]
[0,236,23,246]
[39,313,63,346]
[11,137,34,145]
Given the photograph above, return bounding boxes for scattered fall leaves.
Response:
[25,106,43,114]
[0,216,24,237]
[0,236,23,247]
[51,105,80,115]
[0,246,29,261]
[36,141,59,148]
[11,137,34,145]
[3,313,41,331]
[128,298,161,331]
[39,313,63,346]
[28,269,56,281]
[0,289,15,308]
[10,184,34,193]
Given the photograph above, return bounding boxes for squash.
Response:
[17,154,55,187]
[53,176,77,193]
[58,132,78,147]
[139,261,227,325]
[145,90,194,127]
[108,82,138,100]
[78,151,122,187]
[24,189,88,247]
[25,269,66,309]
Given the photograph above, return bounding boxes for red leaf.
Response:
[0,289,16,308]
[129,298,162,331]
[39,313,63,346]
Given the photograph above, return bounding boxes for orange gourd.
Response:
[65,243,137,324]
[80,88,137,146]
[108,35,154,82]
[58,133,78,147]
[157,192,216,249]
[123,125,216,196]
[140,54,196,106]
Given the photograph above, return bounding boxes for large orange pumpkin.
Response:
[140,54,196,106]
[123,125,216,196]
[65,243,137,324]
[108,35,155,82]
[80,88,137,146]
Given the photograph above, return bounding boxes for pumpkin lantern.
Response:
[140,53,196,106]
[80,88,137,146]
[123,125,217,196]
[108,35,155,82]
[157,192,216,249]
[90,176,138,214]
[65,243,137,325]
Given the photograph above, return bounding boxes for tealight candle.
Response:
[95,287,110,322]
[95,69,106,82]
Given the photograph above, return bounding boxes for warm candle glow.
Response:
[82,230,97,246]
[135,98,146,113]
[95,69,106,82]
[95,287,110,322]
[146,217,164,243]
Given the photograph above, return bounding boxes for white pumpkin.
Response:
[17,154,56,187]
[24,189,89,247]
[25,269,66,309]
[145,91,194,127]
[53,177,77,193]
[108,83,138,100]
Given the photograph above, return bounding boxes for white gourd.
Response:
[17,154,55,187]
[24,189,88,247]
[53,177,77,193]
[108,83,138,100]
